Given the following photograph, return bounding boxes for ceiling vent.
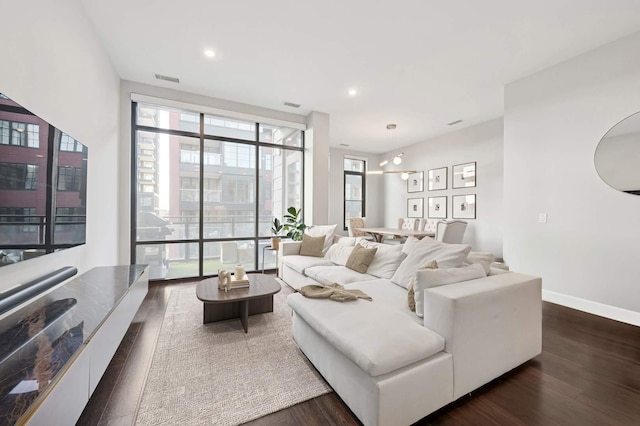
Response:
[283,101,301,108]
[154,73,180,83]
[447,119,463,126]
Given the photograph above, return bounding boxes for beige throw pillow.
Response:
[345,243,378,274]
[299,233,326,257]
[407,260,438,312]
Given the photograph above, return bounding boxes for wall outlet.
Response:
[538,213,548,223]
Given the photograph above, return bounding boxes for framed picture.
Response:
[407,171,424,193]
[452,162,476,188]
[427,196,447,219]
[407,198,424,218]
[428,167,447,191]
[452,194,476,219]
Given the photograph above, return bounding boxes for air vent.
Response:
[339,143,350,147]
[154,73,180,83]
[447,119,463,126]
[283,101,301,108]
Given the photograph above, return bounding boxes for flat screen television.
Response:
[0,93,87,267]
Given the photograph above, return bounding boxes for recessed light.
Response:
[348,88,357,96]
[204,49,215,58]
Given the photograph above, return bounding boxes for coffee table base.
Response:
[202,295,274,333]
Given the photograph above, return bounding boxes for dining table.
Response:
[354,227,435,243]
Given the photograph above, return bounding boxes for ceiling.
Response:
[81,0,640,153]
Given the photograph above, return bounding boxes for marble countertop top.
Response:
[0,265,147,425]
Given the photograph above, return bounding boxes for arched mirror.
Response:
[594,111,640,195]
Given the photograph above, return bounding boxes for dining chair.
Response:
[419,218,438,236]
[347,217,369,238]
[385,218,418,243]
[435,220,468,244]
[397,217,418,231]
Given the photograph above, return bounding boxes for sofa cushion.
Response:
[391,239,472,289]
[335,236,357,246]
[305,224,337,252]
[287,293,445,376]
[401,236,422,254]
[345,244,377,273]
[359,240,403,251]
[344,279,422,324]
[407,260,438,312]
[464,251,495,275]
[414,263,487,317]
[282,255,333,275]
[299,233,326,257]
[367,249,407,279]
[325,244,354,266]
[304,265,378,285]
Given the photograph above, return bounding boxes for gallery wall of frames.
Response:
[405,161,476,220]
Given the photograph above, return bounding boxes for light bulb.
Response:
[393,156,402,165]
[379,160,388,167]
[401,172,409,180]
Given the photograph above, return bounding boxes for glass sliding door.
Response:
[132,102,304,281]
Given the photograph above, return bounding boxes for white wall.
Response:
[383,119,504,256]
[328,148,384,234]
[504,31,640,324]
[0,0,120,291]
[305,112,330,226]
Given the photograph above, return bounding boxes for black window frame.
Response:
[130,101,305,281]
[343,159,366,231]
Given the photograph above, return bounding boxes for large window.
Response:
[132,102,304,280]
[60,133,83,152]
[0,120,39,147]
[344,158,365,230]
[0,162,39,190]
[57,166,82,191]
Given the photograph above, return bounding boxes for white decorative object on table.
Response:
[234,264,245,280]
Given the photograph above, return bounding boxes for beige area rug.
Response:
[135,280,332,426]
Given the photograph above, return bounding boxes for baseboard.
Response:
[542,290,640,327]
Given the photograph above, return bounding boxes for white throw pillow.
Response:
[464,251,495,275]
[305,224,337,252]
[324,243,354,266]
[367,250,407,279]
[335,236,357,246]
[391,239,472,289]
[401,236,421,255]
[414,263,486,317]
[359,239,403,252]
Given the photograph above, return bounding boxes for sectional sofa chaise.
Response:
[280,234,542,426]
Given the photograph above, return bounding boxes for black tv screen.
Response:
[0,93,87,267]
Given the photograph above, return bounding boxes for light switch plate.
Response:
[538,213,548,223]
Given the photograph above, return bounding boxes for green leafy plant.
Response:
[283,207,306,241]
[271,217,283,236]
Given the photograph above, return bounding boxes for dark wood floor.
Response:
[78,279,640,425]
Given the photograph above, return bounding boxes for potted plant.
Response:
[271,217,284,250]
[283,206,307,241]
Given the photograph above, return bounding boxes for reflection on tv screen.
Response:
[0,93,87,267]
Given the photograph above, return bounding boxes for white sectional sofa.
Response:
[281,236,542,426]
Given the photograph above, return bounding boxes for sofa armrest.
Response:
[280,241,302,256]
[423,272,541,399]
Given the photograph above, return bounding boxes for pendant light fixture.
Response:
[368,124,415,179]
